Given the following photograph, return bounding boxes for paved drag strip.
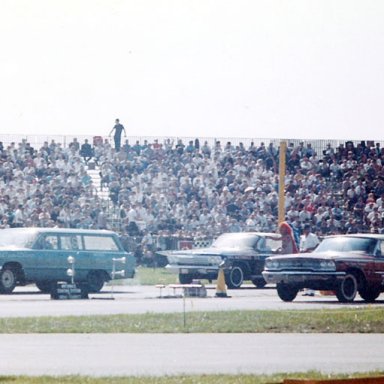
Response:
[0,333,383,376]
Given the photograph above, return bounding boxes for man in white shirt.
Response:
[300,224,320,253]
[300,224,320,296]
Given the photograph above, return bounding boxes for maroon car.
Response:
[262,234,384,303]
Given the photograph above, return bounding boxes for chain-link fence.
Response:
[1,134,383,155]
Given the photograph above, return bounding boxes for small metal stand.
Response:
[110,257,126,299]
[67,255,76,285]
[51,255,88,300]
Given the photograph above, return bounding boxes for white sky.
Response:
[1,0,384,141]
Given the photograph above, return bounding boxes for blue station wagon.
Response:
[0,228,135,294]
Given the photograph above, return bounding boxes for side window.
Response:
[39,235,58,250]
[265,238,281,253]
[60,235,83,251]
[379,241,384,257]
[255,237,267,252]
[83,236,120,251]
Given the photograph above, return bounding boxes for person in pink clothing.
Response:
[278,221,299,254]
[267,221,299,255]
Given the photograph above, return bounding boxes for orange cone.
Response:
[215,268,228,298]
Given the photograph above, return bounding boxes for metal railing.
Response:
[1,134,383,156]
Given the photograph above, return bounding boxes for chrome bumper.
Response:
[166,264,219,275]
[262,270,346,284]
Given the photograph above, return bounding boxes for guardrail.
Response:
[1,134,383,158]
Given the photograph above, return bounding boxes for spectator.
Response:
[68,138,80,152]
[109,118,126,152]
[185,140,195,154]
[175,139,185,155]
[13,204,25,227]
[79,139,94,164]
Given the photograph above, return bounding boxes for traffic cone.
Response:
[215,268,229,298]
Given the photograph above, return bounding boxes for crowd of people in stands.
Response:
[0,136,384,256]
[99,137,384,239]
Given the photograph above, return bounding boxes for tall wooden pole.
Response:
[278,141,287,224]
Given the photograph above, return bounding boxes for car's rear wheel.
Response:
[252,278,267,288]
[36,281,55,293]
[359,285,381,303]
[86,271,105,293]
[0,267,17,294]
[336,273,357,303]
[276,283,299,302]
[225,265,244,289]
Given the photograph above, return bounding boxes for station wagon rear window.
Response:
[0,231,36,249]
[83,236,120,251]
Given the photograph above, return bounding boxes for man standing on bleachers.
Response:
[109,118,126,152]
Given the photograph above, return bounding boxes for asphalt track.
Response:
[1,285,384,376]
[1,333,384,376]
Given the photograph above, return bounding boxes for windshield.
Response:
[315,237,377,254]
[0,229,37,249]
[258,237,282,253]
[212,233,258,249]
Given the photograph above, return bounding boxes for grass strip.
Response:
[1,308,384,333]
[0,372,384,384]
[111,266,178,286]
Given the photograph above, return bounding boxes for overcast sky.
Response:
[1,0,383,141]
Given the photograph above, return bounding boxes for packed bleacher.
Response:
[0,136,383,260]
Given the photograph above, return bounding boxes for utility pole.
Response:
[278,141,287,224]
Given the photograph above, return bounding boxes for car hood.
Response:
[267,250,371,261]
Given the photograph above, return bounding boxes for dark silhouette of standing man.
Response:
[109,118,126,152]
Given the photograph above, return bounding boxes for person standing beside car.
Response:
[267,221,299,255]
[300,224,320,296]
[278,221,299,254]
[300,224,320,253]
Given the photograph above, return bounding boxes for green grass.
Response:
[2,308,384,333]
[110,266,178,286]
[0,372,383,384]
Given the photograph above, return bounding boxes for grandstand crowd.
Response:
[0,136,384,255]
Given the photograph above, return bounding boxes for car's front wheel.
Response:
[225,265,244,289]
[336,273,357,303]
[276,283,299,302]
[0,267,17,294]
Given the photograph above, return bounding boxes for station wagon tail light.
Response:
[319,260,336,271]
